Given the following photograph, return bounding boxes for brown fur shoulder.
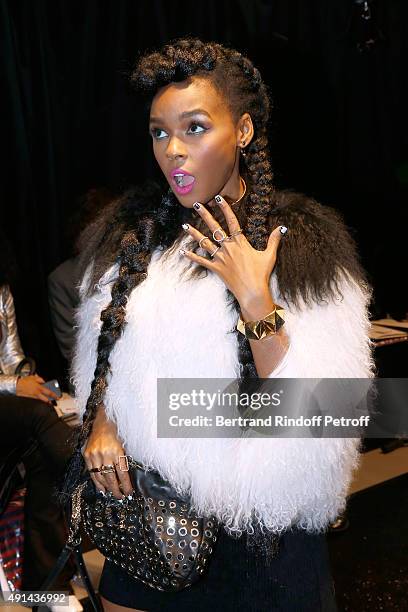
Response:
[267,189,370,307]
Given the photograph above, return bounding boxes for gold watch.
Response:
[236,305,285,340]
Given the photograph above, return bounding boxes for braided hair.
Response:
[61,38,368,499]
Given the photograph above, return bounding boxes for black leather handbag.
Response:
[72,458,220,593]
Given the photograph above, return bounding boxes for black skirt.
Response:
[98,527,338,611]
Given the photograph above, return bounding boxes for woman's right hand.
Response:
[83,405,133,499]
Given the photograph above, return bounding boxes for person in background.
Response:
[0,231,82,612]
[48,187,115,372]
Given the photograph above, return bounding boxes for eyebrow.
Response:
[149,109,212,124]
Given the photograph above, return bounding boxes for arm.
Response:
[239,289,290,378]
[0,285,26,393]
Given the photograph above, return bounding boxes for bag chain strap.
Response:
[67,481,87,548]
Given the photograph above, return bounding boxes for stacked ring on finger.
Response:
[210,246,221,258]
[89,464,116,474]
[198,236,209,249]
[228,228,243,239]
[212,228,228,243]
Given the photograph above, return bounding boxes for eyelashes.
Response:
[150,122,208,140]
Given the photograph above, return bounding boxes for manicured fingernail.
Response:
[215,195,222,204]
[193,202,201,210]
[279,226,288,235]
[179,249,186,255]
[182,223,190,230]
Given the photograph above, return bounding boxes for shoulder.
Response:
[266,189,370,307]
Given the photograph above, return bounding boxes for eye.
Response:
[188,123,206,135]
[150,127,168,140]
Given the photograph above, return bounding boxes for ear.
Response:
[236,113,254,149]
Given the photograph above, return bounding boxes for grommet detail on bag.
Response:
[190,540,198,549]
[191,528,199,537]
[166,552,172,559]
[167,527,175,535]
[205,530,212,537]
[178,527,187,536]
[179,540,186,548]
[192,520,198,527]
[169,501,176,508]
[180,518,187,525]
[158,500,165,507]
[167,539,174,547]
[157,516,163,523]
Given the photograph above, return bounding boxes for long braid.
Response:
[61,218,157,500]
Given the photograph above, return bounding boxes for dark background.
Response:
[1,0,407,380]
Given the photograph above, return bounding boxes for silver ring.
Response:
[212,228,227,243]
[199,236,209,249]
[210,246,221,258]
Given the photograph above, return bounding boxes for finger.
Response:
[192,202,227,241]
[179,247,218,268]
[214,194,241,234]
[90,472,106,494]
[115,468,134,496]
[267,225,288,253]
[40,385,59,400]
[102,471,124,499]
[181,224,216,255]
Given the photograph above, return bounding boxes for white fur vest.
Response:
[72,233,374,536]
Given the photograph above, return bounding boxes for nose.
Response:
[165,136,187,162]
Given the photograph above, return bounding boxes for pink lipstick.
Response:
[170,168,196,195]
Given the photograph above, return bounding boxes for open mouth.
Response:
[173,173,195,188]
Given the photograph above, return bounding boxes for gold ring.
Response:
[116,455,131,472]
[99,464,116,474]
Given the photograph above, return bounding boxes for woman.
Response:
[64,38,374,611]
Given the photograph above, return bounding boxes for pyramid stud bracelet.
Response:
[236,305,285,340]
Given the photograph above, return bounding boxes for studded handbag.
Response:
[69,458,220,592]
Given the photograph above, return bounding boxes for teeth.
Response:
[173,173,195,187]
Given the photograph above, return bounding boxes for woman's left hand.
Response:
[179,195,287,308]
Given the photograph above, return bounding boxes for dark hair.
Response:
[61,38,369,499]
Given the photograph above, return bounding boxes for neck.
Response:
[223,176,246,207]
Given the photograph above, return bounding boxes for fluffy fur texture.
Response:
[72,227,375,537]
